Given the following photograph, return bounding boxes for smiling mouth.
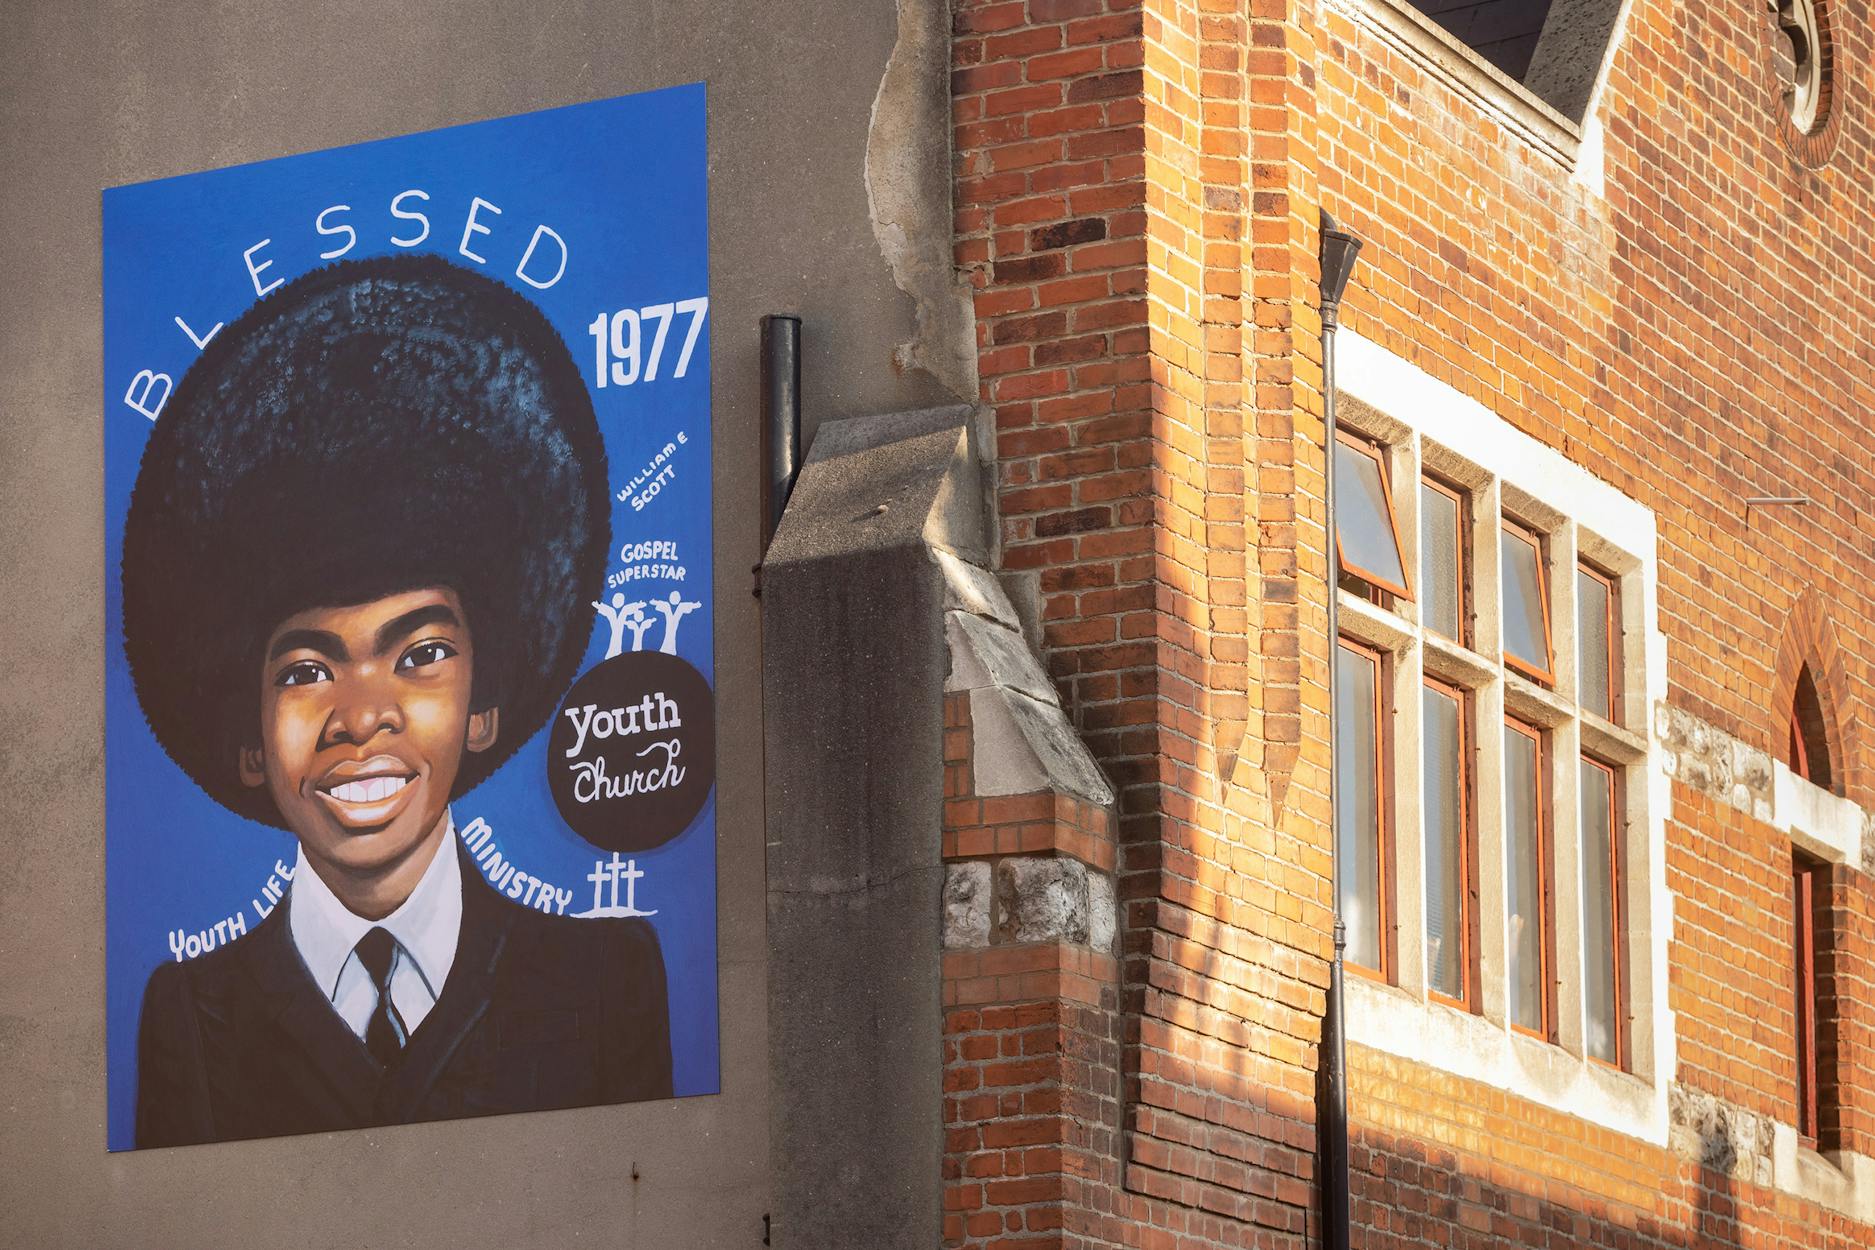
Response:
[323,776,412,804]
[313,762,420,826]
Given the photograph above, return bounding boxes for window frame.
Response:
[1499,517,1556,686]
[1421,673,1477,1012]
[1576,560,1621,724]
[1503,713,1555,1043]
[1337,634,1396,984]
[1794,851,1826,1147]
[1335,429,1415,602]
[1790,710,1813,783]
[1579,754,1627,1071]
[1419,473,1470,647]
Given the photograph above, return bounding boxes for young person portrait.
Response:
[123,254,673,1148]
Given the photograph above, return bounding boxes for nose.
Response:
[322,662,405,747]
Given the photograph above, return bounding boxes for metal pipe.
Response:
[1318,211,1363,1250]
[1744,496,1811,507]
[761,314,803,547]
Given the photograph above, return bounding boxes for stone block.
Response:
[943,861,992,950]
[935,548,1020,627]
[1086,869,1116,953]
[946,610,1059,704]
[995,856,1089,945]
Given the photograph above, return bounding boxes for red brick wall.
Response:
[948,0,1875,1244]
[1314,0,1875,1215]
[955,6,1335,1239]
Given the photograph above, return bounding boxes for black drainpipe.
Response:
[1317,210,1363,1250]
[760,313,804,547]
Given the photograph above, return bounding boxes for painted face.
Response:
[241,587,498,897]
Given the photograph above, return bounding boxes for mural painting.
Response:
[103,87,716,1149]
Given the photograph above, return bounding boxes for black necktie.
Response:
[354,927,408,1067]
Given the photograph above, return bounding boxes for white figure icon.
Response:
[652,591,701,655]
[594,593,659,658]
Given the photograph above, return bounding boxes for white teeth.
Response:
[328,776,409,804]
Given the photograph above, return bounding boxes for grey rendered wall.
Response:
[0,1,964,1245]
[762,406,985,1250]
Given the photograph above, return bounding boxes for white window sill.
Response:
[1337,591,1414,654]
[1347,975,1664,1145]
[1581,706,1647,767]
[1771,1123,1875,1223]
[1773,762,1868,867]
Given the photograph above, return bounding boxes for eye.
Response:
[398,640,459,671]
[276,660,331,687]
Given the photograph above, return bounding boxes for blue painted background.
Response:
[103,85,717,1151]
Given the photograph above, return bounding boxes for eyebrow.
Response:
[373,603,464,654]
[266,604,464,664]
[269,629,348,663]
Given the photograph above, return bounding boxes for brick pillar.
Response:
[951,0,1334,1244]
[942,690,1122,1249]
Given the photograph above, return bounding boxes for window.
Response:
[1793,854,1819,1140]
[1580,756,1623,1066]
[1420,476,1466,644]
[1788,664,1833,792]
[1329,387,1655,1104]
[1404,0,1553,81]
[1577,563,1618,722]
[1792,852,1840,1149]
[1503,717,1551,1039]
[1422,677,1472,1006]
[1772,0,1828,133]
[1333,338,1664,1140]
[1336,638,1390,978]
[1335,431,1412,602]
[1500,518,1553,684]
[1384,1,1626,124]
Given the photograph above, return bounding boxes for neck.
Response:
[305,814,450,921]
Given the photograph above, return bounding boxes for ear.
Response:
[467,706,500,754]
[238,744,267,788]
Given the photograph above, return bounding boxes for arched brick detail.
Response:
[1770,591,1859,799]
[1764,0,1845,167]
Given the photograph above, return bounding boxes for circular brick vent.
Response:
[1767,0,1840,164]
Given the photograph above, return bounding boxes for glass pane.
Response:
[1420,483,1461,640]
[1423,685,1465,1001]
[1578,569,1611,719]
[1336,440,1408,593]
[1501,528,1549,676]
[1581,761,1618,1063]
[1504,724,1544,1033]
[1336,644,1382,973]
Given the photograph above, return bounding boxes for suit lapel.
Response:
[240,901,382,1125]
[375,841,515,1122]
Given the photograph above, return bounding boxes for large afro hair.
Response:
[121,252,609,828]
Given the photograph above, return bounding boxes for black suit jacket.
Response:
[135,844,673,1148]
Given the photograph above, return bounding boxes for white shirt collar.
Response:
[288,816,463,1002]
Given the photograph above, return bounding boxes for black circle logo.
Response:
[546,651,716,852]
